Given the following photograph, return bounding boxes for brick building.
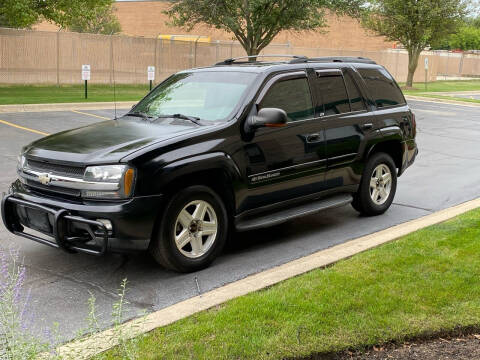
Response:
[35,0,393,51]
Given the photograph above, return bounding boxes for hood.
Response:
[24,116,203,164]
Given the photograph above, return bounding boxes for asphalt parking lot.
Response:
[1,99,480,341]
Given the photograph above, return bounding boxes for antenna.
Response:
[111,32,118,120]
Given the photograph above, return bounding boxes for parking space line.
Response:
[71,110,110,120]
[0,119,50,136]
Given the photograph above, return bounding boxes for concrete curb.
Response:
[405,95,480,107]
[0,101,136,113]
[53,197,480,359]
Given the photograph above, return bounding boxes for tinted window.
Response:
[344,71,366,112]
[317,75,350,115]
[259,77,314,122]
[358,68,405,108]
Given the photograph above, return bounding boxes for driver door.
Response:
[241,71,327,211]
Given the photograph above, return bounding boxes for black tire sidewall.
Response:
[358,152,397,215]
[156,185,228,272]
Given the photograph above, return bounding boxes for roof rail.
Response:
[214,55,377,66]
[215,54,307,65]
[290,56,377,65]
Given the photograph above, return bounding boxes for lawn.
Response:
[0,84,150,105]
[1,80,480,106]
[97,207,480,360]
[402,80,480,104]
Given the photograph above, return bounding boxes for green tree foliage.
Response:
[165,0,365,57]
[0,0,118,32]
[362,0,468,87]
[433,16,480,50]
[67,2,121,35]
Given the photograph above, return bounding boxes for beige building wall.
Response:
[34,1,393,51]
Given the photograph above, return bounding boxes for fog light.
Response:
[97,219,112,231]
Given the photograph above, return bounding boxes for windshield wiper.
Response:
[154,113,203,125]
[126,111,152,121]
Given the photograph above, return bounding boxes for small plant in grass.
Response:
[0,248,48,359]
[0,247,147,360]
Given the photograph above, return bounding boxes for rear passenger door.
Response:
[313,68,373,189]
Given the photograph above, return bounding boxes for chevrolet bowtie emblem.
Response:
[38,173,52,185]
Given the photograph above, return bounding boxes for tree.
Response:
[165,0,365,58]
[0,0,116,31]
[66,2,121,35]
[362,0,468,88]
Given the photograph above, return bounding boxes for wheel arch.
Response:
[366,140,405,175]
[157,152,240,216]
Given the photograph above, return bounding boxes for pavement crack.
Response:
[393,202,433,213]
[23,264,153,310]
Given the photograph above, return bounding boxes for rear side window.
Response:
[358,68,405,108]
[316,75,350,115]
[344,71,366,112]
[259,78,314,122]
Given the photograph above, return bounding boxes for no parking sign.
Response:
[82,64,91,81]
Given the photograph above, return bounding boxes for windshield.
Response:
[131,71,257,122]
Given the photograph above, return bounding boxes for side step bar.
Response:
[235,193,353,232]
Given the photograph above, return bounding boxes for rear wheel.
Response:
[352,152,397,216]
[150,185,228,272]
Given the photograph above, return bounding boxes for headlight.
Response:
[81,165,135,199]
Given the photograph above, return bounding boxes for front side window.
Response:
[316,75,350,115]
[132,71,257,122]
[259,77,314,122]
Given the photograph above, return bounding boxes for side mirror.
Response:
[248,108,288,130]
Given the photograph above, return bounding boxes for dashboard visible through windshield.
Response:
[132,71,257,122]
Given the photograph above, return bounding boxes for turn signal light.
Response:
[124,168,135,197]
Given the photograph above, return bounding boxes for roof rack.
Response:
[291,56,377,65]
[215,55,307,66]
[215,55,377,66]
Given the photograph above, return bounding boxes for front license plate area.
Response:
[16,205,53,234]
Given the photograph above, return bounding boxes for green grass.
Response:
[97,208,480,360]
[0,84,150,105]
[401,80,480,104]
[400,79,480,93]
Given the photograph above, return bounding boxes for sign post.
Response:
[424,58,429,91]
[82,65,91,99]
[148,66,155,91]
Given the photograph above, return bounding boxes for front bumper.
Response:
[1,180,163,255]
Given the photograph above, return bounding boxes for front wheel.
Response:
[352,152,397,216]
[150,185,228,272]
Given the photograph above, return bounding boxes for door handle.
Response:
[306,133,322,142]
[361,123,373,130]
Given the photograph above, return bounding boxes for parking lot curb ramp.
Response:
[0,101,136,113]
[50,197,480,359]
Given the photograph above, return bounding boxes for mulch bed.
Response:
[341,334,480,360]
[294,330,480,360]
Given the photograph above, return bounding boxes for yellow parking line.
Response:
[71,110,110,120]
[0,119,50,136]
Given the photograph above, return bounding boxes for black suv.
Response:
[1,55,417,272]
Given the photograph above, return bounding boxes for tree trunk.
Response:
[406,47,422,88]
[246,46,259,62]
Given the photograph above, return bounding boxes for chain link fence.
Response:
[1,27,479,85]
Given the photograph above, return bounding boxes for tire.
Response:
[352,152,397,216]
[150,185,228,272]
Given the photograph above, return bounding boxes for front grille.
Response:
[26,180,81,197]
[27,159,85,179]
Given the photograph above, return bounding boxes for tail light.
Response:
[411,112,416,137]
